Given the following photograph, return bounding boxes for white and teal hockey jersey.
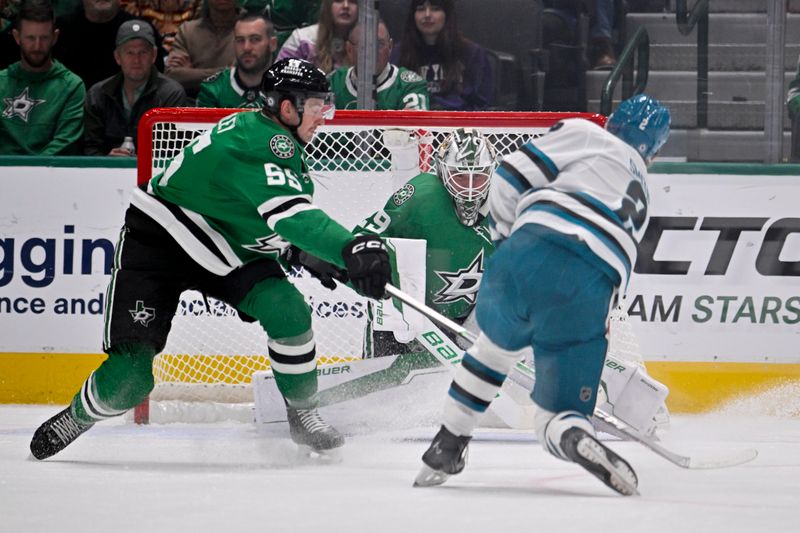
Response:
[490,118,649,289]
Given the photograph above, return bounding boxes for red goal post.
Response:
[133,108,608,423]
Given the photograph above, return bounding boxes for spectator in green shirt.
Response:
[0,0,85,155]
[328,19,429,111]
[197,10,276,108]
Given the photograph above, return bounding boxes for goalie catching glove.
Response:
[342,235,392,299]
[283,245,348,290]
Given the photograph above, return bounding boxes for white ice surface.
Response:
[2,386,799,533]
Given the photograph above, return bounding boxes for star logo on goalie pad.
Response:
[433,250,484,305]
[129,300,156,327]
[243,234,288,255]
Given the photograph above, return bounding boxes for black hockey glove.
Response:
[283,245,348,290]
[341,235,392,299]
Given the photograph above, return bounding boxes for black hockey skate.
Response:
[30,407,94,460]
[561,426,639,496]
[287,406,344,453]
[414,426,471,487]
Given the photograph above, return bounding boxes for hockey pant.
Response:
[441,224,617,438]
[71,205,319,425]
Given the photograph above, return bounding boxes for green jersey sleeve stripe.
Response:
[265,203,319,230]
[257,194,312,218]
[130,189,239,276]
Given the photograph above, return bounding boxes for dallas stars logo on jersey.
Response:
[2,87,45,122]
[242,234,289,255]
[129,300,156,327]
[433,249,485,305]
[270,135,295,159]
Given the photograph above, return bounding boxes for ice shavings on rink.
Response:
[1,385,799,533]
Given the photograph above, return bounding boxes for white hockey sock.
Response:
[535,408,596,461]
[442,333,525,437]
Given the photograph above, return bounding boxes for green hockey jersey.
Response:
[0,60,84,155]
[135,110,355,276]
[196,67,263,109]
[354,172,494,320]
[328,64,429,110]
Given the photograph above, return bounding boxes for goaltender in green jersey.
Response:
[196,12,278,108]
[354,129,497,355]
[328,19,429,110]
[30,59,392,461]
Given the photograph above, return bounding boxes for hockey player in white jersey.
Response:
[414,94,671,496]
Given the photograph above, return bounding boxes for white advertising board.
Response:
[627,173,800,362]
[0,167,133,353]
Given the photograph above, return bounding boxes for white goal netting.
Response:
[137,109,613,416]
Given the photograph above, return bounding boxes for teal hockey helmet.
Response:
[606,94,671,161]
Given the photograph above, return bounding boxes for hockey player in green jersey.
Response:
[354,129,496,355]
[30,58,392,460]
[196,12,278,109]
[328,19,429,110]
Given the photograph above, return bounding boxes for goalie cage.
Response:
[133,108,643,424]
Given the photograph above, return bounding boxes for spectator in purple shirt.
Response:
[390,0,492,111]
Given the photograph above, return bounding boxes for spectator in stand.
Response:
[276,0,357,75]
[0,0,19,70]
[83,19,186,155]
[165,0,240,97]
[268,0,320,48]
[196,10,276,108]
[55,0,164,91]
[390,0,492,111]
[329,19,428,110]
[543,0,617,70]
[0,0,84,155]
[120,0,201,55]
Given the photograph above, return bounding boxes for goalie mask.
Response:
[434,129,496,227]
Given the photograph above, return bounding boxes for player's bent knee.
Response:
[240,279,312,339]
[469,333,527,374]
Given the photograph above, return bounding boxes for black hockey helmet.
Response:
[261,58,335,120]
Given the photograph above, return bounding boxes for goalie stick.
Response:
[384,284,759,470]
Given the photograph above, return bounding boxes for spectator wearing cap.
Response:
[54,0,164,91]
[83,18,187,155]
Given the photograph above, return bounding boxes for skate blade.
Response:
[413,464,450,487]
[296,445,343,463]
[577,438,640,496]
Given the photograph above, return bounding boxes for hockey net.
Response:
[135,108,621,422]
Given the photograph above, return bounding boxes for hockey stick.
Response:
[385,284,759,470]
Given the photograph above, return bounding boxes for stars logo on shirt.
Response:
[270,134,295,159]
[432,249,485,305]
[243,234,288,255]
[2,87,46,122]
[129,300,156,327]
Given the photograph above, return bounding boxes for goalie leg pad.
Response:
[599,355,670,435]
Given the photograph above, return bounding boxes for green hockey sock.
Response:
[70,343,156,423]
